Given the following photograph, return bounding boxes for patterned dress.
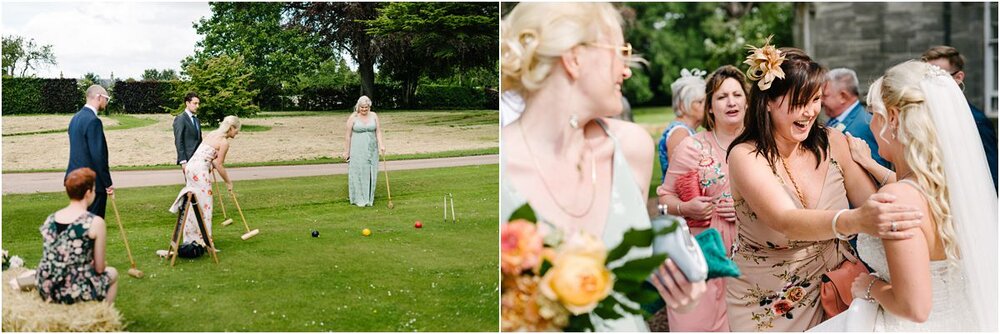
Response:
[726,158,849,331]
[36,212,111,304]
[657,120,697,181]
[657,132,735,331]
[348,116,379,207]
[169,144,217,245]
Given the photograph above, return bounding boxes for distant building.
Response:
[794,2,998,118]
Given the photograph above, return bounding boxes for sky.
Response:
[1,2,212,79]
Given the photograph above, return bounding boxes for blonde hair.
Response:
[210,115,241,138]
[876,61,958,264]
[354,95,372,113]
[501,3,624,94]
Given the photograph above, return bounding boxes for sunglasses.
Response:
[586,42,633,60]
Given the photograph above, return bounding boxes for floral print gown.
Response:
[169,144,217,245]
[36,212,111,304]
[726,157,849,331]
[657,132,736,331]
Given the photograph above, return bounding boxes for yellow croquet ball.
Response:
[362,228,372,236]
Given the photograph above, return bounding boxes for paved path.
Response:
[3,155,498,194]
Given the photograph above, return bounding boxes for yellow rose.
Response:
[539,233,613,315]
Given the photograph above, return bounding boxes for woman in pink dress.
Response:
[655,65,747,331]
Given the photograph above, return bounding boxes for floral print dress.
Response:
[36,212,111,304]
[169,144,217,245]
[656,131,735,331]
[726,158,849,331]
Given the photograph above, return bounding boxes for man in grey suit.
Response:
[173,92,202,173]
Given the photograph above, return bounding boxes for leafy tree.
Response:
[293,56,359,92]
[141,68,179,81]
[78,72,101,92]
[286,2,381,99]
[2,35,57,77]
[364,2,498,106]
[187,2,329,109]
[622,2,793,106]
[176,55,259,126]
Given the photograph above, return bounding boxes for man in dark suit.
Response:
[173,92,202,172]
[67,85,114,218]
[922,46,999,191]
[822,68,891,168]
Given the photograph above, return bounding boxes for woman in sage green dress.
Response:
[343,96,385,207]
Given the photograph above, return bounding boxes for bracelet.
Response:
[865,274,879,302]
[677,203,683,216]
[832,209,855,240]
[879,169,891,186]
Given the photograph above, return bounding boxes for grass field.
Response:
[2,164,499,331]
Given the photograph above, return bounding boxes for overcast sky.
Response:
[1,2,212,79]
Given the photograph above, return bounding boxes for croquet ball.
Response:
[311,230,319,238]
[362,228,372,236]
[414,221,423,228]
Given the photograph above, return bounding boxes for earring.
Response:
[569,114,580,129]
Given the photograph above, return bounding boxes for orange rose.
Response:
[539,233,613,315]
[501,220,544,275]
[784,286,805,303]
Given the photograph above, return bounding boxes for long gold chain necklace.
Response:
[779,152,809,208]
[518,122,597,218]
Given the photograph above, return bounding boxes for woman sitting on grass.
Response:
[35,167,119,304]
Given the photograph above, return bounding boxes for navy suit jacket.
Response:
[969,103,998,191]
[834,103,891,168]
[66,107,112,193]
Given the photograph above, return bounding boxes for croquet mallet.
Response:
[381,151,394,209]
[227,189,260,240]
[213,172,233,226]
[109,193,144,278]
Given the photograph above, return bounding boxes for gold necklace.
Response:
[779,153,809,208]
[517,122,597,218]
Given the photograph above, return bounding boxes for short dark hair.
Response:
[730,48,830,169]
[65,167,96,200]
[921,45,965,71]
[703,65,748,131]
[184,92,200,103]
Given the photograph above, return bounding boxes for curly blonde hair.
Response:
[874,61,958,264]
[501,3,624,94]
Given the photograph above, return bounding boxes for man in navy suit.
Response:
[822,68,891,168]
[922,46,998,191]
[67,85,114,218]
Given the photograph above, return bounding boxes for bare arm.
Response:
[729,143,922,241]
[343,115,354,160]
[656,135,714,221]
[89,217,108,274]
[854,184,934,323]
[612,120,654,204]
[213,140,232,188]
[664,129,691,165]
[846,133,896,187]
[829,129,879,207]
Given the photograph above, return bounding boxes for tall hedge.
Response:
[413,85,492,110]
[2,77,81,115]
[295,83,492,111]
[112,80,180,113]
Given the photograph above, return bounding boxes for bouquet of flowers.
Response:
[501,204,676,331]
[2,249,24,271]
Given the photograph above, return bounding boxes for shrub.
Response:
[2,77,80,115]
[413,85,488,110]
[174,55,259,126]
[112,80,180,113]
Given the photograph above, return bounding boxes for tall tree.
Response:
[176,55,259,126]
[364,2,498,106]
[2,35,57,77]
[186,2,328,109]
[287,2,381,99]
[622,2,792,106]
[141,68,179,81]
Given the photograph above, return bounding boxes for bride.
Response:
[813,61,997,331]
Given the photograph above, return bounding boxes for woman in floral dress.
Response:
[36,167,119,304]
[655,65,747,331]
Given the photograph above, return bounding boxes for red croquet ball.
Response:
[414,221,423,228]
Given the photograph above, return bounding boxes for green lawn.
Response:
[2,165,499,331]
[632,105,675,127]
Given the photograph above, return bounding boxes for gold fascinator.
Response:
[743,36,785,91]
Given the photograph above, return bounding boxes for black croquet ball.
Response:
[312,230,320,238]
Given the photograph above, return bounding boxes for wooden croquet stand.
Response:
[167,192,219,266]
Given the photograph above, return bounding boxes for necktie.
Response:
[826,118,839,127]
[192,115,200,132]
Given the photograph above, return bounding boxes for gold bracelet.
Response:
[865,274,879,302]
